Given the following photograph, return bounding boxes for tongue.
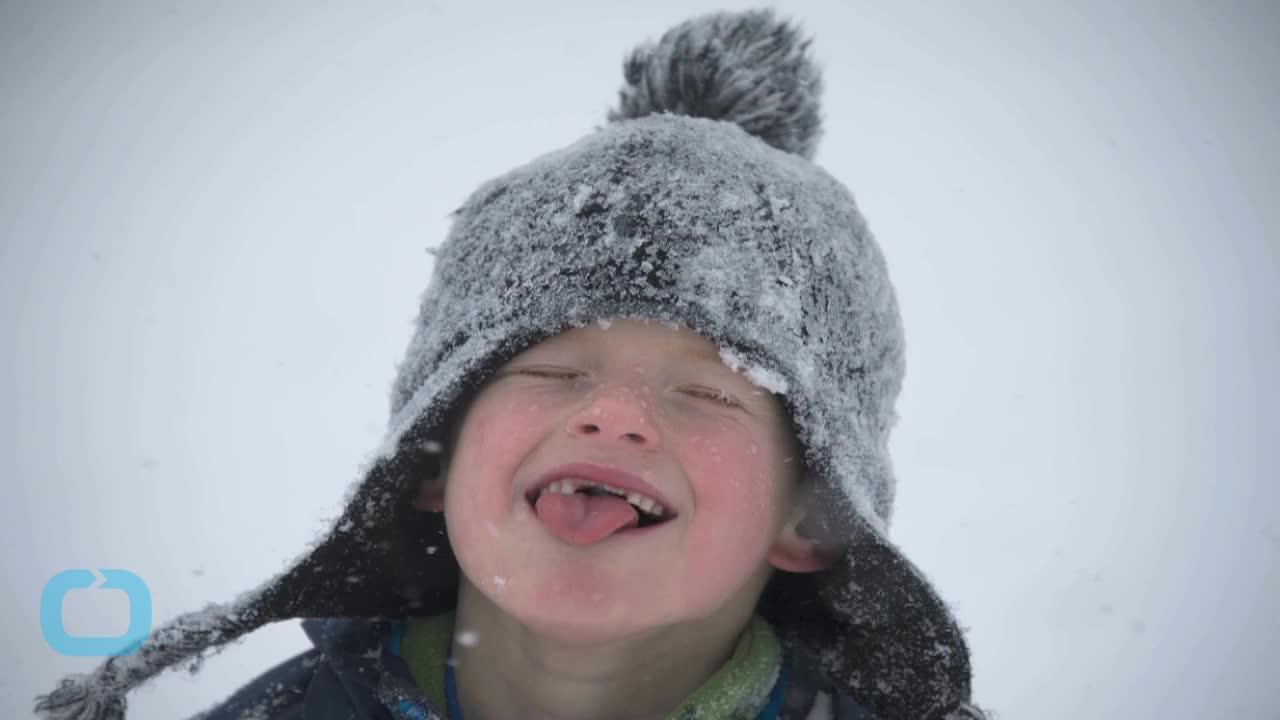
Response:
[534,492,640,545]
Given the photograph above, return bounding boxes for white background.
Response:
[3,1,1276,718]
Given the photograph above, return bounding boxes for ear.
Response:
[411,468,447,512]
[767,505,836,574]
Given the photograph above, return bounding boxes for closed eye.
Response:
[513,367,581,380]
[509,369,742,408]
[681,386,742,408]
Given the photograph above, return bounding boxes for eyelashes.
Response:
[678,386,742,409]
[514,368,579,380]
[512,368,743,409]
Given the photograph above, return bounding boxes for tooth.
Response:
[548,478,584,494]
[547,478,668,517]
[625,493,660,516]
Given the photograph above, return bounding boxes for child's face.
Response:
[417,317,820,642]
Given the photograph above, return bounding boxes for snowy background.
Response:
[3,1,1276,718]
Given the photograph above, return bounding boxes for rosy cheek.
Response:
[449,398,538,525]
[464,396,546,470]
[682,428,776,543]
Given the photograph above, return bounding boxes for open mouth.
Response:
[527,478,674,527]
[525,478,676,544]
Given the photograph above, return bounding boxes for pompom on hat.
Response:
[37,9,981,720]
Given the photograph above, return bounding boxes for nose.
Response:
[566,386,660,449]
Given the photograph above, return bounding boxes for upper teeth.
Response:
[541,478,666,517]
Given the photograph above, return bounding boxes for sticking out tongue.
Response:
[534,492,640,545]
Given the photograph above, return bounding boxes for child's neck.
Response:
[450,578,755,720]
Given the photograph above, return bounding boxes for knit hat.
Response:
[36,9,978,720]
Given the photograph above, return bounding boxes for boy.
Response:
[36,9,984,720]
[402,317,832,719]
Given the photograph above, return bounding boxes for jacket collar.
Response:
[295,617,877,720]
[301,618,443,720]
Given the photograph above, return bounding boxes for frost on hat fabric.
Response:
[32,599,269,719]
[36,8,978,720]
[608,7,823,159]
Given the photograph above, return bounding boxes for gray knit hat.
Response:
[36,9,977,720]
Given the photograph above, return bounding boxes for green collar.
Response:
[400,612,781,719]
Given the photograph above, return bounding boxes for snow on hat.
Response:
[36,9,978,720]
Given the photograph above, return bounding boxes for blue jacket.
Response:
[200,617,877,719]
